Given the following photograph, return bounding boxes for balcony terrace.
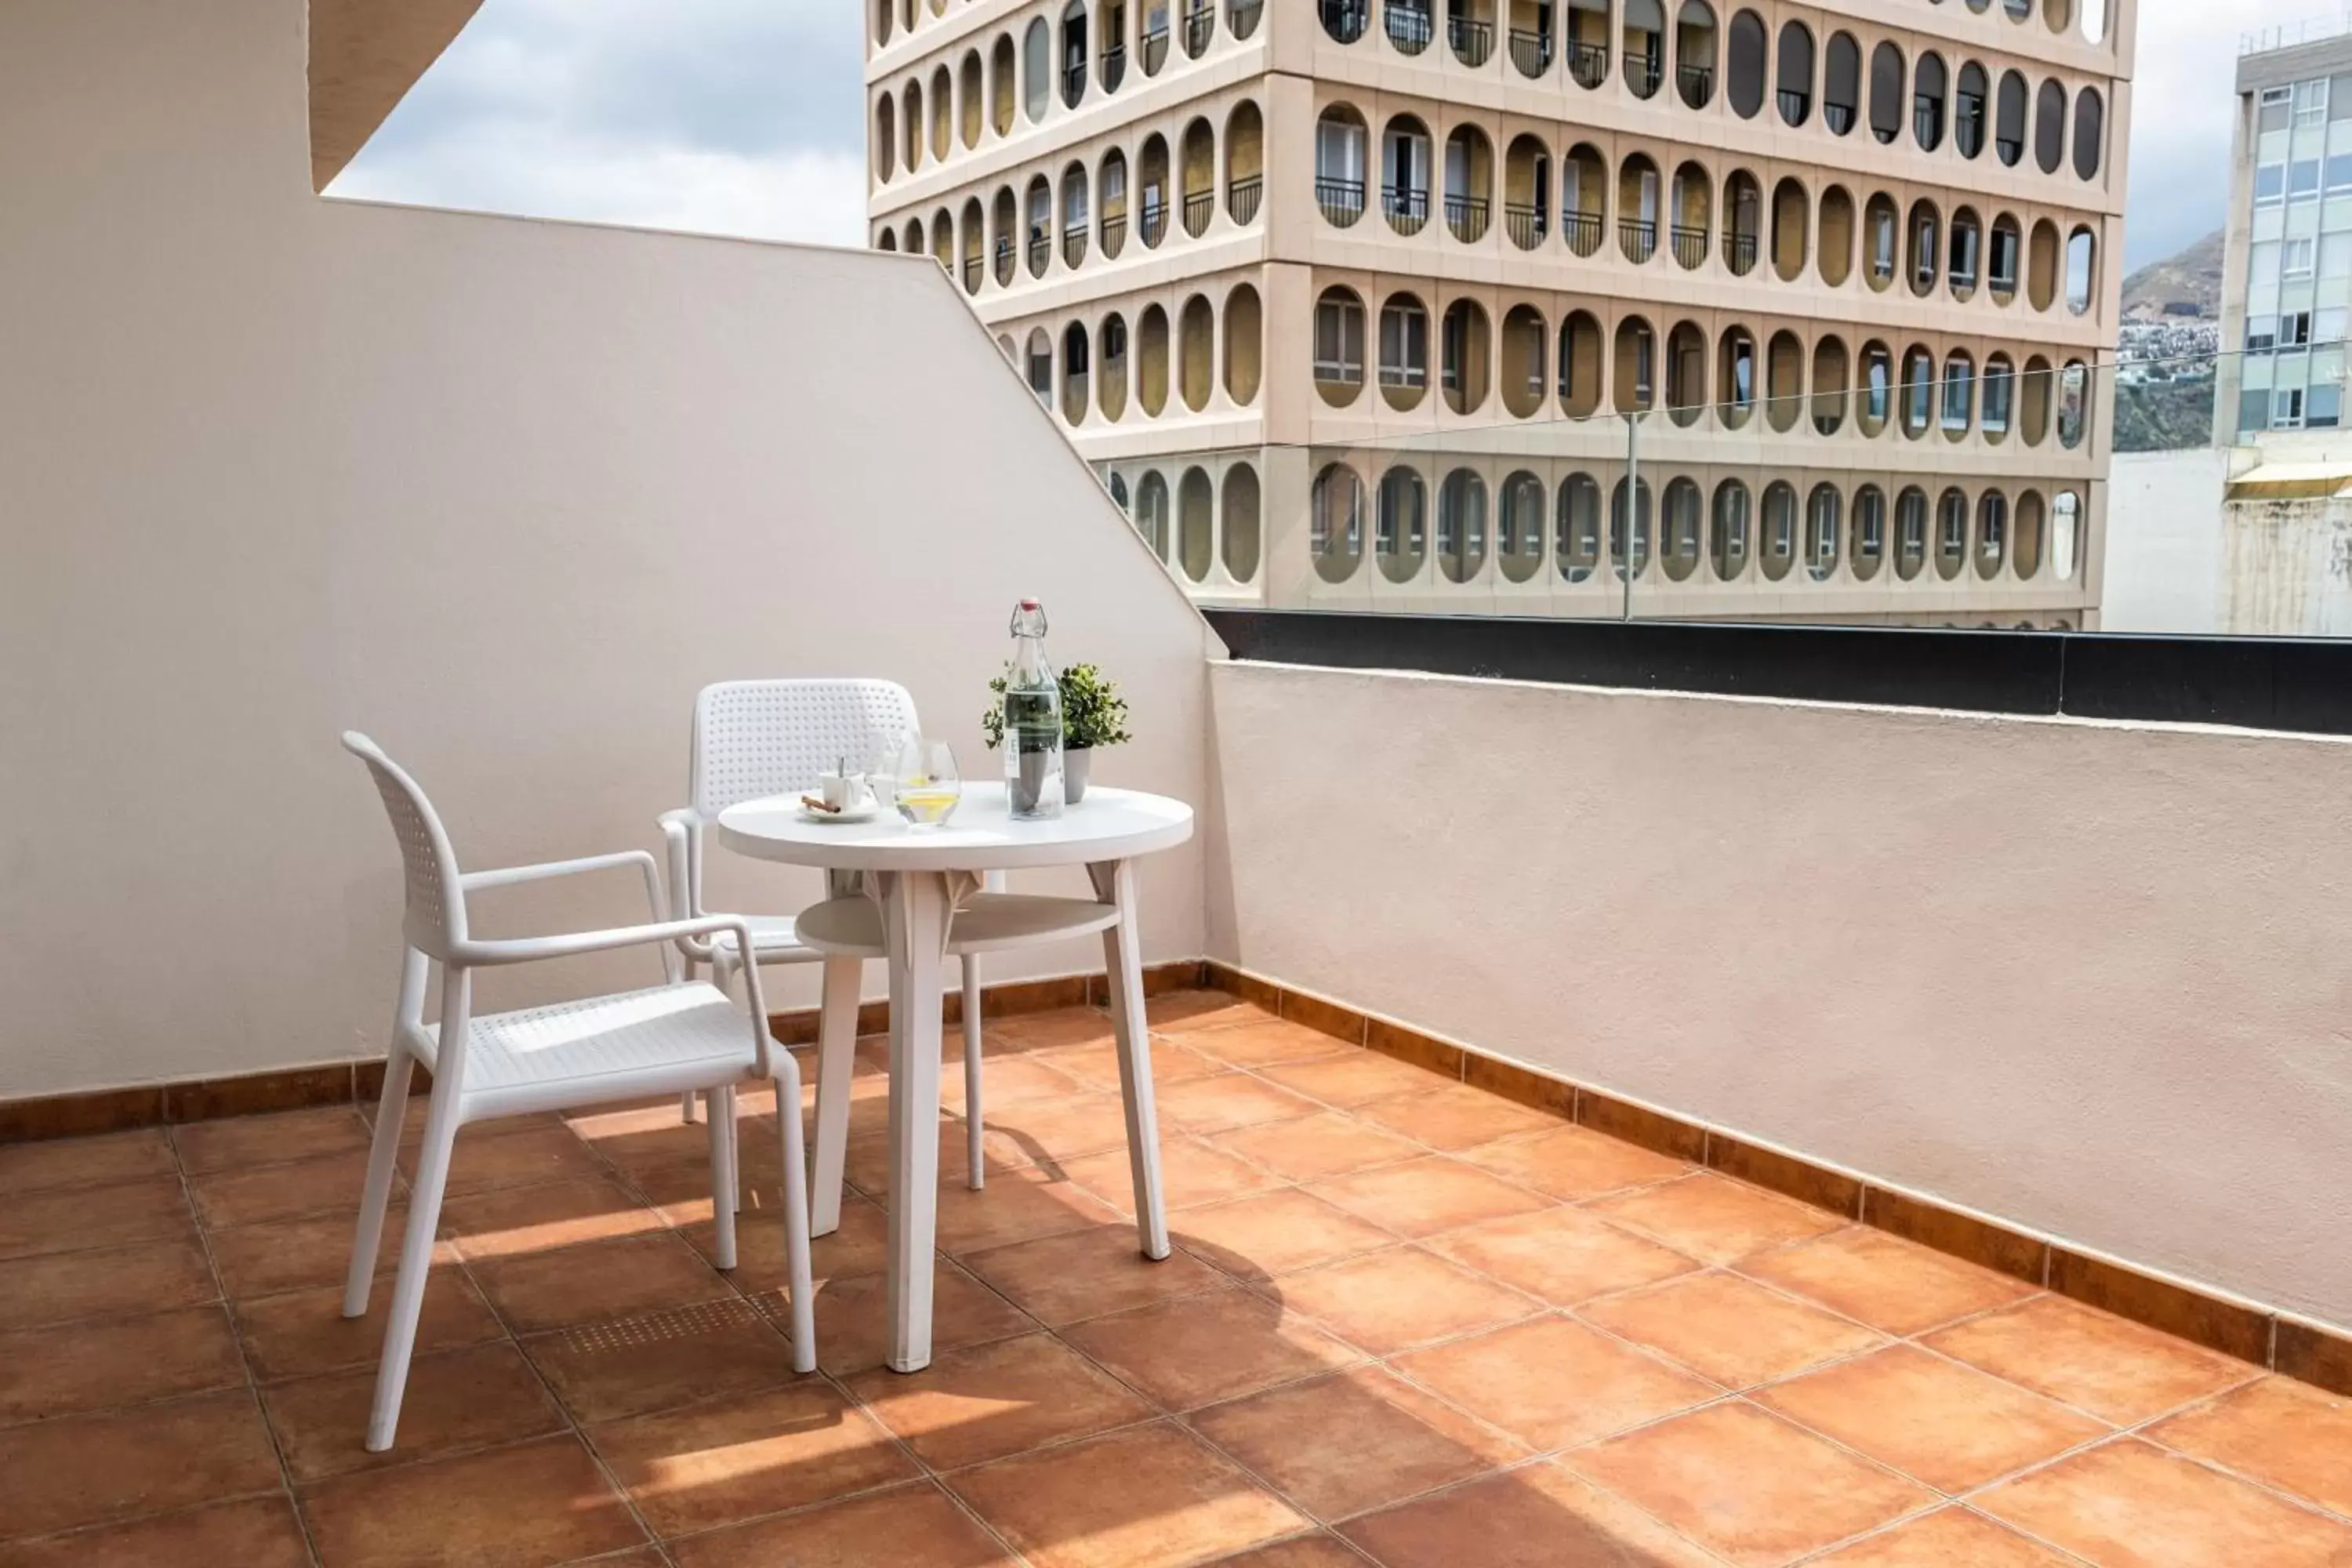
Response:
[5,2,2351,1565]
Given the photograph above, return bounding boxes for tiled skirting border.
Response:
[1199,960,2352,1402]
[9,953,2345,1399]
[0,960,1208,1145]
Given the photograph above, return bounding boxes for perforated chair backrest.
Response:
[689,680,922,818]
[342,732,468,959]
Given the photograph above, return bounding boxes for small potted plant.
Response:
[984,662,1131,802]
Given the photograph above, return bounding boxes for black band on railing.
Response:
[1203,611,2352,738]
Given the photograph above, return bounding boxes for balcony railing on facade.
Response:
[1028,234,1050,274]
[1625,49,1662,96]
[1183,188,1214,235]
[1229,172,1264,225]
[1102,41,1127,91]
[995,238,1015,285]
[1677,61,1712,102]
[1064,60,1087,105]
[1445,193,1490,242]
[1063,228,1087,267]
[1504,201,1546,249]
[1321,0,1370,42]
[1230,0,1264,35]
[1385,184,1430,234]
[1100,212,1128,254]
[1507,27,1552,74]
[1670,223,1708,269]
[1387,3,1434,53]
[1184,6,1214,53]
[963,256,982,292]
[1317,176,1367,226]
[1448,13,1494,65]
[1563,209,1602,256]
[1724,229,1758,274]
[1142,23,1170,71]
[1567,38,1608,87]
[1139,197,1167,246]
[1620,216,1657,263]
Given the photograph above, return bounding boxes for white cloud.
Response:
[2125,0,2329,267]
[333,129,866,247]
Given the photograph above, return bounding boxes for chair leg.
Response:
[681,1090,698,1124]
[771,1052,817,1374]
[343,1047,413,1319]
[810,955,862,1237]
[961,954,985,1190]
[366,1074,463,1452]
[706,1086,738,1270]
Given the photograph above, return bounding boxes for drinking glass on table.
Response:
[891,735,961,828]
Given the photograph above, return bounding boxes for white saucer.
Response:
[799,800,882,825]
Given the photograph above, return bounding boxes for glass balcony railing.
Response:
[1100,42,1126,91]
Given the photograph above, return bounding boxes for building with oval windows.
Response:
[869,0,2132,626]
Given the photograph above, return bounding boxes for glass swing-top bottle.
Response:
[1003,599,1064,819]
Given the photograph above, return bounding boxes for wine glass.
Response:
[891,734,961,829]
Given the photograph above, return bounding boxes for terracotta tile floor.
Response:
[2,990,2348,1567]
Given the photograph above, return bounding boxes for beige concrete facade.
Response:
[868,0,2133,625]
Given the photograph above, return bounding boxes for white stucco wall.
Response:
[2102,449,2226,633]
[0,0,1214,1101]
[1209,661,2352,1327]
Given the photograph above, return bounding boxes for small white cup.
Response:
[818,771,855,811]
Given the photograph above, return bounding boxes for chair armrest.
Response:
[460,849,678,982]
[456,913,746,968]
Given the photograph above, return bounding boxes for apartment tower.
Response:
[868,0,2132,625]
[2214,24,2352,444]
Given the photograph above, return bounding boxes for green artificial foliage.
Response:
[982,662,1132,750]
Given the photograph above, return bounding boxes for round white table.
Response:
[717,781,1194,1372]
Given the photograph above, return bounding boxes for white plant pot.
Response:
[1064,746,1092,804]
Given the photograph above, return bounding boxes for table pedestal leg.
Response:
[880,870,952,1372]
[1091,858,1169,1260]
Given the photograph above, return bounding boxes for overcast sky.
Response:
[334,0,2328,274]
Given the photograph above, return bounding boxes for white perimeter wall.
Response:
[1210,661,2352,1327]
[0,1,1214,1100]
[2103,449,2225,633]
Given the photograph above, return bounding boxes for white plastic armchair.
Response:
[339,732,813,1454]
